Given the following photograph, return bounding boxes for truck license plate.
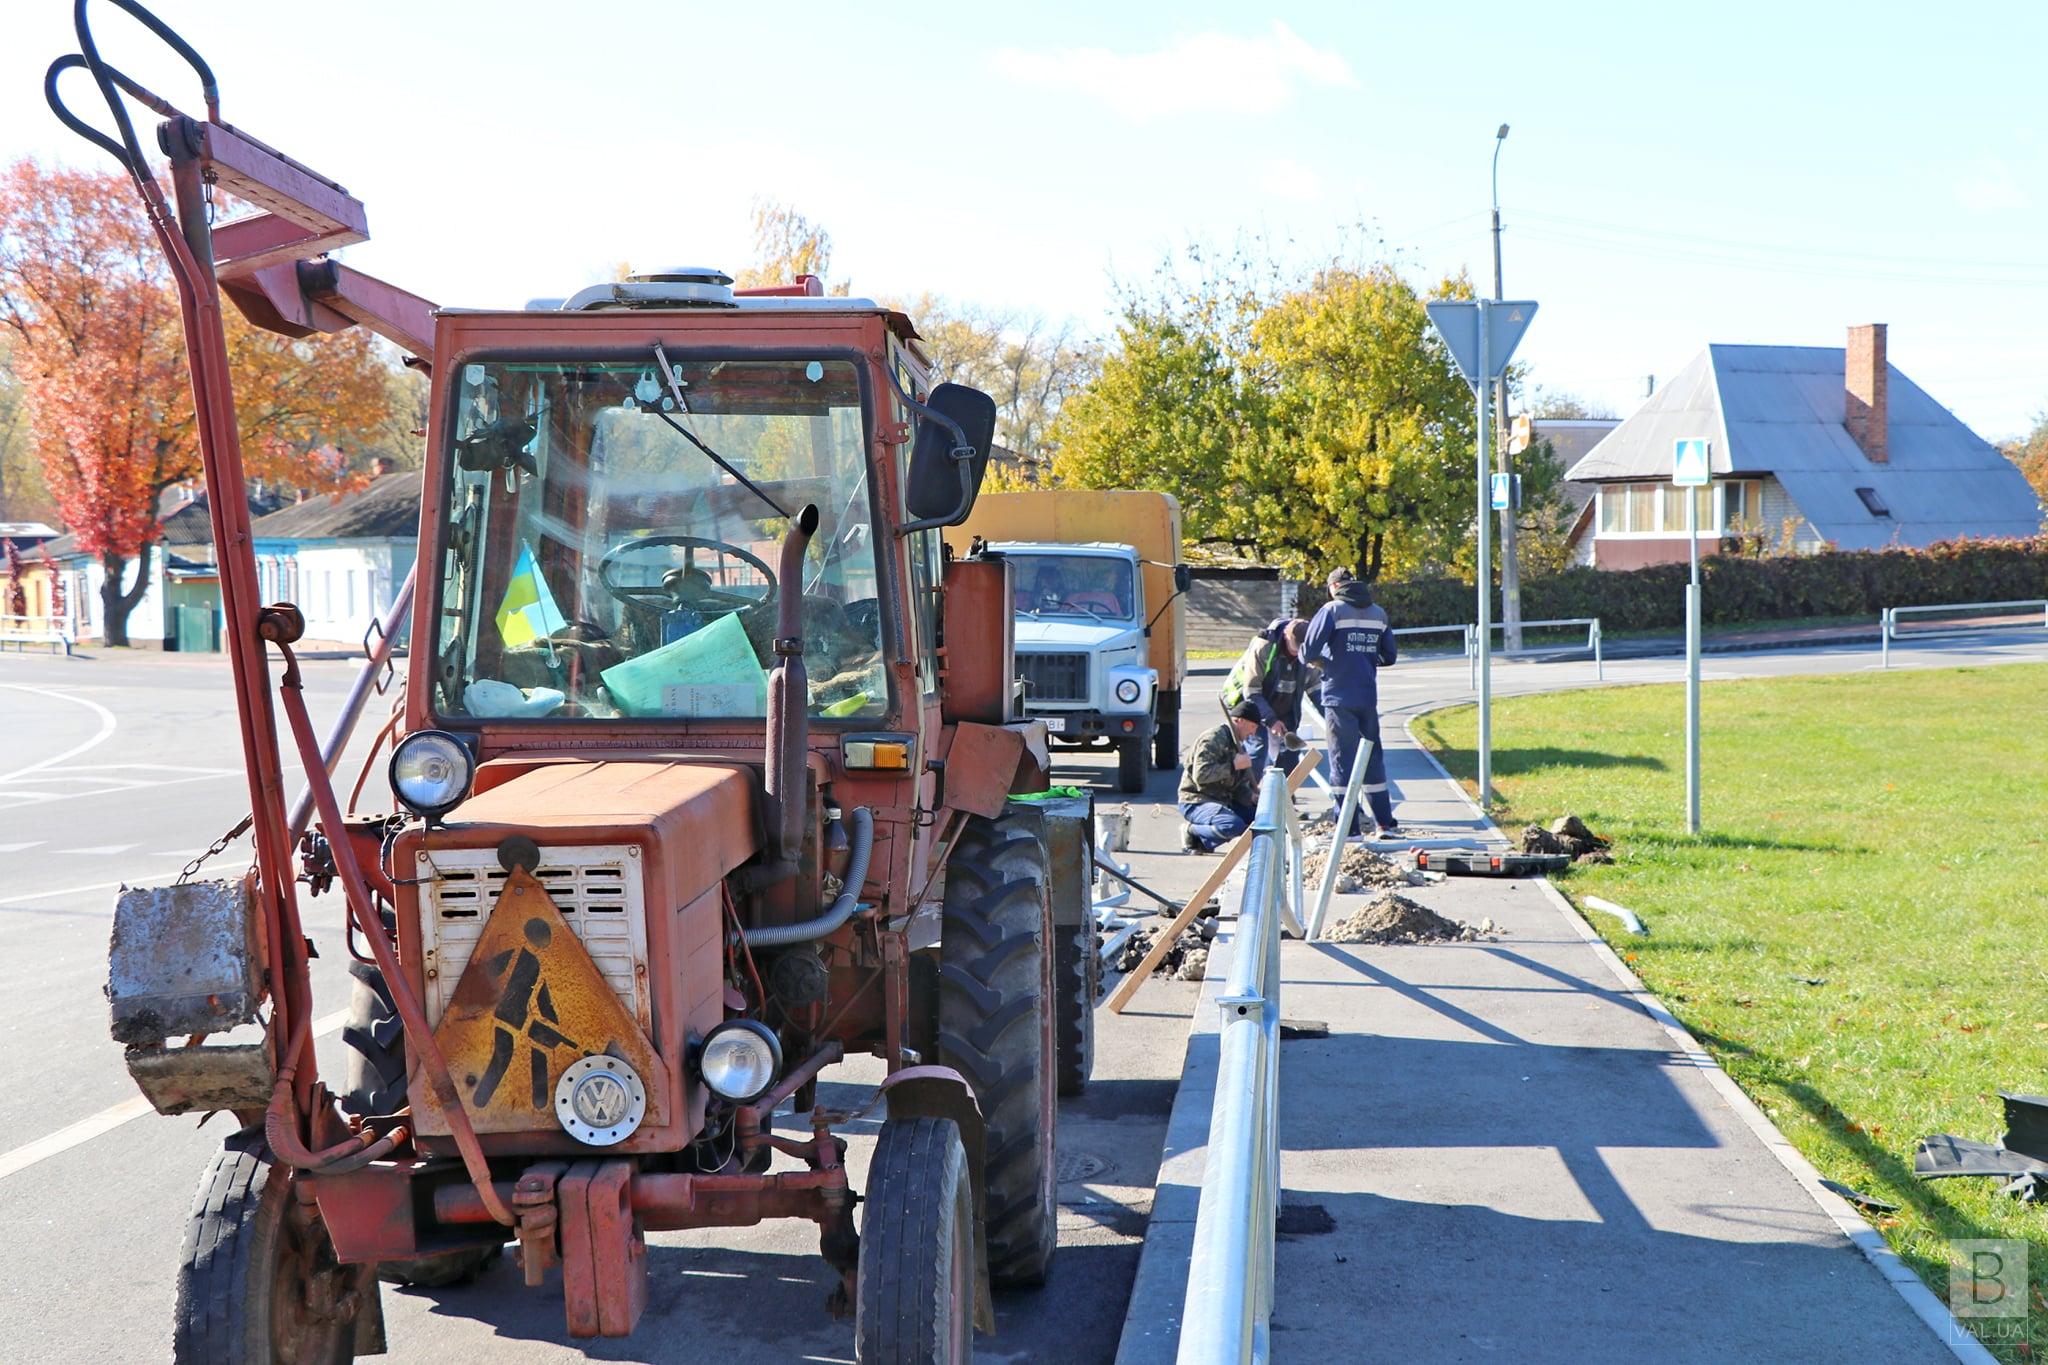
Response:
[1043,717,1067,733]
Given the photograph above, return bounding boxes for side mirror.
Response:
[1173,564,1193,593]
[901,383,996,532]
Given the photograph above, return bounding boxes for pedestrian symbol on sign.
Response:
[1673,438,1710,487]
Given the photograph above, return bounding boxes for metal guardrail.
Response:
[1177,767,1301,1364]
[0,614,75,655]
[1881,598,2048,668]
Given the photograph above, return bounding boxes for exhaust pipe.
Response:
[740,503,820,891]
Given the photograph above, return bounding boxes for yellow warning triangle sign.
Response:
[417,867,664,1137]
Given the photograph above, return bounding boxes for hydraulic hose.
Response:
[739,807,873,948]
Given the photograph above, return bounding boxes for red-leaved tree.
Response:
[0,159,396,645]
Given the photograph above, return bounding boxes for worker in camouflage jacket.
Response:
[1177,701,1263,853]
[1301,567,1401,837]
[1222,616,1311,780]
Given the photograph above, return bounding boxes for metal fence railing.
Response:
[1177,766,1302,1364]
[1881,598,2048,668]
[0,614,75,656]
[1475,616,1603,685]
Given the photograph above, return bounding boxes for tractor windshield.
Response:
[433,355,886,722]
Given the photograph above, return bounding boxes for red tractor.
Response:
[63,4,1096,1358]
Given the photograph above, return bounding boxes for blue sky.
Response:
[4,1,2044,436]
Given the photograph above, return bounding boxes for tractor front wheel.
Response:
[854,1116,975,1363]
[173,1129,375,1363]
[938,808,1058,1286]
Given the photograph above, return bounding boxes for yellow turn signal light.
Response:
[843,738,912,770]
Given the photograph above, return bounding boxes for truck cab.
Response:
[993,541,1156,792]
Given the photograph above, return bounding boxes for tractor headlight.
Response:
[389,730,475,820]
[1114,678,1143,705]
[698,1020,781,1103]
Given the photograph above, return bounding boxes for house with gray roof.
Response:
[1563,325,2043,570]
[251,466,421,648]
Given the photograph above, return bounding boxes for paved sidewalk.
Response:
[1118,725,1978,1363]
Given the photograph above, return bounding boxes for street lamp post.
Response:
[1492,124,1522,653]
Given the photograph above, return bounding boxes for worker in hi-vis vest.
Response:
[1300,568,1401,837]
[1221,616,1310,781]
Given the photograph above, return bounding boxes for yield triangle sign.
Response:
[1673,438,1711,486]
[1426,300,1540,383]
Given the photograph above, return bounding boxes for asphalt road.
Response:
[1,624,2042,1362]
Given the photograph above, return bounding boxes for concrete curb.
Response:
[1399,712,1998,1365]
[1110,934,1234,1365]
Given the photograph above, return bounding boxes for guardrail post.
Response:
[1306,737,1372,940]
[1881,608,1890,669]
[1593,618,1603,681]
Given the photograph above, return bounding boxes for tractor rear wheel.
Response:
[1115,737,1147,794]
[1054,918,1098,1097]
[173,1129,374,1363]
[937,808,1058,1287]
[854,1116,975,1364]
[338,962,502,1289]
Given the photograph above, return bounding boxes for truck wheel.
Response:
[1152,692,1180,770]
[1115,737,1147,793]
[1054,918,1098,1097]
[173,1129,367,1364]
[938,809,1057,1286]
[855,1116,975,1364]
[338,962,502,1288]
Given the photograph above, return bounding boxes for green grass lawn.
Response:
[1416,665,2048,1359]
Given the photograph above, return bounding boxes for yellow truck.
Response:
[946,490,1187,792]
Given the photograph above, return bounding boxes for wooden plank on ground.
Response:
[1105,748,1321,1014]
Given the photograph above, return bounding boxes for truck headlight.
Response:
[389,730,475,820]
[698,1020,781,1103]
[1115,678,1142,705]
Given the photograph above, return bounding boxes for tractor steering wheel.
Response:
[597,534,778,613]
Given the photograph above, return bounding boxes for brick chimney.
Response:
[1844,323,1888,463]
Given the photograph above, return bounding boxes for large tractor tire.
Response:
[854,1116,975,1364]
[937,809,1057,1287]
[173,1129,375,1363]
[1054,918,1098,1098]
[1114,737,1147,794]
[1151,692,1180,771]
[338,962,502,1289]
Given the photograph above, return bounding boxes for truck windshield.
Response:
[433,356,885,722]
[1008,553,1136,621]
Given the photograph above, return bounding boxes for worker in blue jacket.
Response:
[1301,567,1401,837]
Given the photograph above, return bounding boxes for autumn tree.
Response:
[1053,247,1481,580]
[896,294,1099,481]
[733,198,851,295]
[0,159,397,644]
[2006,408,2048,506]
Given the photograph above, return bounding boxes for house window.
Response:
[1854,486,1890,517]
[1597,479,1762,536]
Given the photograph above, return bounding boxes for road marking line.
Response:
[57,844,138,856]
[0,683,117,786]
[0,878,136,907]
[0,841,41,853]
[0,1009,350,1182]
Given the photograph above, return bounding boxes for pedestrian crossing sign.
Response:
[1673,438,1710,487]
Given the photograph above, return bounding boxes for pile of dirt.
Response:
[1114,920,1213,981]
[1521,814,1614,865]
[1325,892,1498,945]
[1299,844,1429,893]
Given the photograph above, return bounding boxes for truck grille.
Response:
[414,845,650,1033]
[1018,651,1089,704]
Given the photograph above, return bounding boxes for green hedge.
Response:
[1366,538,2048,632]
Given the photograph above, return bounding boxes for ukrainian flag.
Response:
[495,542,567,648]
